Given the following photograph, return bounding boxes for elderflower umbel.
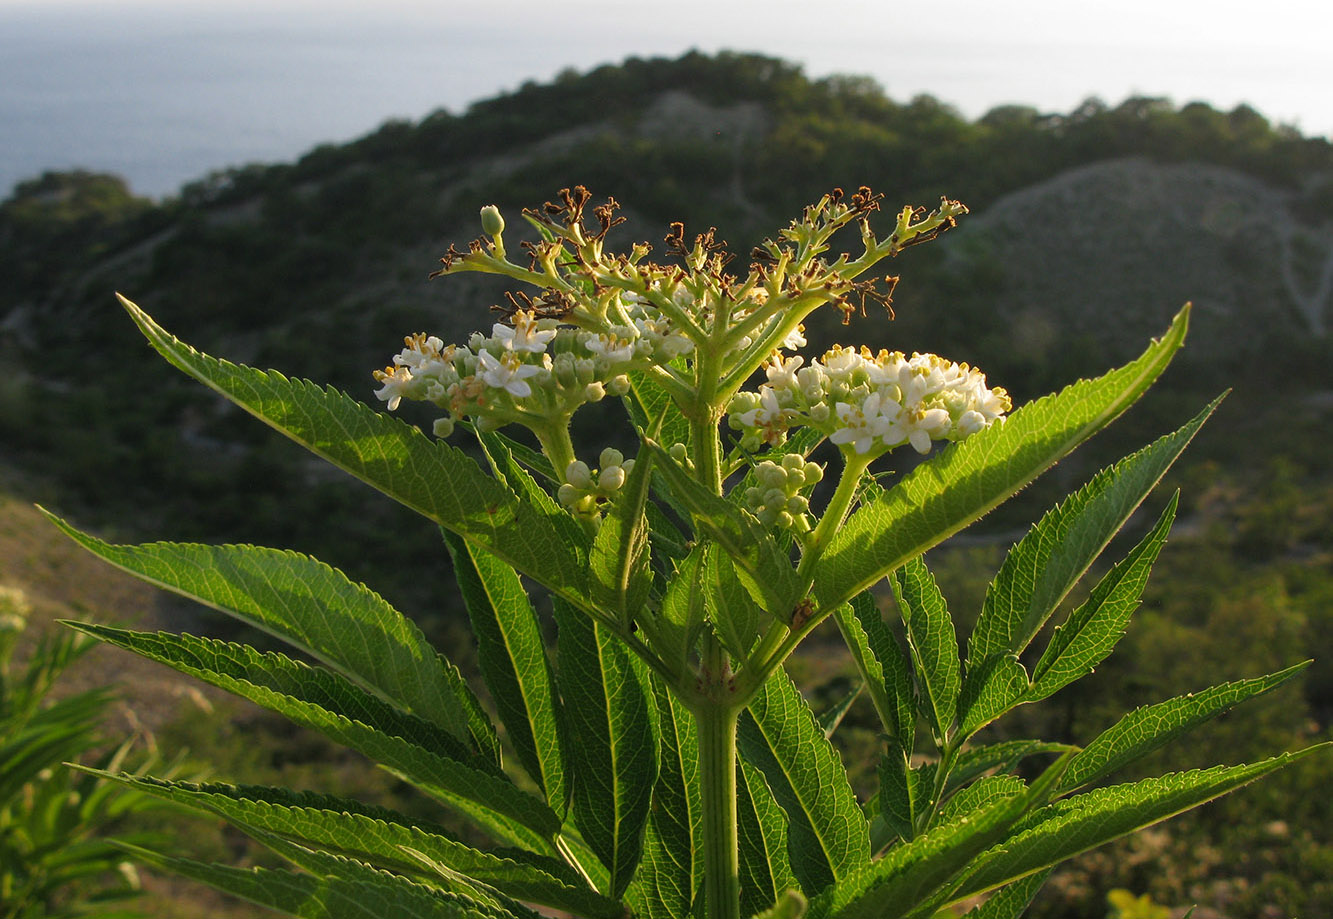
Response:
[727,346,1010,458]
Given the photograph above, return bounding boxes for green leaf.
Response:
[877,755,932,844]
[118,296,589,599]
[812,307,1190,613]
[958,397,1217,736]
[837,592,915,753]
[64,623,560,848]
[589,440,654,629]
[554,597,658,898]
[443,532,567,814]
[946,740,1076,795]
[737,757,799,914]
[817,684,863,740]
[1026,494,1178,703]
[645,543,708,673]
[952,747,1329,902]
[642,439,800,617]
[78,772,623,918]
[44,513,486,755]
[938,774,1026,824]
[810,754,1069,919]
[890,558,960,745]
[634,678,702,919]
[739,668,871,894]
[703,543,765,659]
[476,429,584,551]
[1058,663,1312,793]
[115,840,525,919]
[954,870,1052,919]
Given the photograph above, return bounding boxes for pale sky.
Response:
[3,0,1330,196]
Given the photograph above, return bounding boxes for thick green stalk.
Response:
[696,701,741,919]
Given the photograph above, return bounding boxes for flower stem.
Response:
[696,701,741,919]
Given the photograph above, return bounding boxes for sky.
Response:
[3,0,1331,198]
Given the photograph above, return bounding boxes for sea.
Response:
[3,0,1330,201]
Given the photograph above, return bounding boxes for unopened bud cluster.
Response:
[557,448,636,516]
[728,347,1010,458]
[742,454,824,532]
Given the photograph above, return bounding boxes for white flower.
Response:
[905,407,951,454]
[492,310,557,354]
[780,324,807,351]
[585,332,636,366]
[476,350,543,397]
[373,366,414,411]
[830,392,904,455]
[765,355,805,390]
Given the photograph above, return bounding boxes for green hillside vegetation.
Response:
[2,51,1330,917]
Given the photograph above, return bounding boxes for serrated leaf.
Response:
[837,592,915,753]
[118,296,589,599]
[817,684,863,740]
[1026,493,1178,703]
[634,678,702,919]
[44,513,486,755]
[115,840,521,919]
[810,754,1070,919]
[947,740,1076,795]
[958,399,1217,737]
[953,870,1052,919]
[739,668,871,894]
[812,307,1190,613]
[642,439,800,617]
[938,774,1026,824]
[476,429,584,549]
[646,543,708,672]
[952,747,1329,902]
[703,543,765,659]
[73,771,622,918]
[890,558,960,744]
[1058,663,1312,792]
[589,441,654,628]
[443,532,567,813]
[554,597,657,898]
[877,755,932,844]
[738,757,799,914]
[64,623,560,848]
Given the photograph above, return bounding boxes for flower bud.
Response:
[600,447,625,469]
[755,462,787,490]
[480,205,505,237]
[584,381,607,402]
[566,460,593,489]
[557,483,578,506]
[607,375,631,396]
[781,453,806,473]
[598,465,626,492]
[802,463,824,486]
[431,417,455,438]
[669,443,688,461]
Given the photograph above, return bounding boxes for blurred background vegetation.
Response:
[1,51,1329,917]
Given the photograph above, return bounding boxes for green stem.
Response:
[796,453,872,583]
[696,701,741,919]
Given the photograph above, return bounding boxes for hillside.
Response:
[1,50,1331,917]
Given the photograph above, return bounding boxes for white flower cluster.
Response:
[742,454,824,533]
[372,304,695,439]
[558,449,637,516]
[727,347,1010,457]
